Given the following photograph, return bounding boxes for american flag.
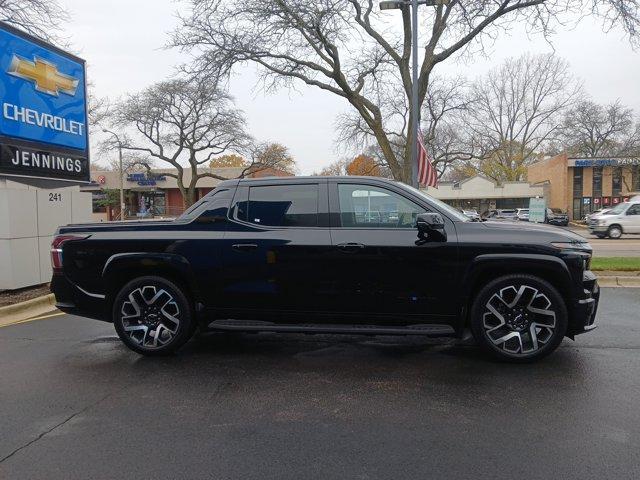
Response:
[417,131,438,188]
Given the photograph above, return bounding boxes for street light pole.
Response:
[102,129,125,220]
[380,0,449,188]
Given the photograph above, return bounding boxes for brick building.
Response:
[528,154,640,220]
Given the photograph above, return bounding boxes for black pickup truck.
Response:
[51,176,599,362]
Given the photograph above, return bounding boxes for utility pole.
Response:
[380,0,449,188]
[102,129,125,219]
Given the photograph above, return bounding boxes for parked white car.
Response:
[460,209,481,221]
[588,196,640,239]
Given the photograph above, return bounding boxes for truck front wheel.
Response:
[112,276,195,355]
[470,275,568,362]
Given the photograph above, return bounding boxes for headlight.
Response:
[551,241,592,252]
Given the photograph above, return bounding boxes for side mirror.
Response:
[416,212,446,241]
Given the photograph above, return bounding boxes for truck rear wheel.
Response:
[470,275,567,362]
[112,276,195,355]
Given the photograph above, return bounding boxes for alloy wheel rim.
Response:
[610,227,621,238]
[482,285,556,356]
[120,286,181,349]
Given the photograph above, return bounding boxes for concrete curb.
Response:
[0,294,58,327]
[593,270,640,287]
[599,276,640,288]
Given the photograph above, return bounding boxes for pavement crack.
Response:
[0,389,119,464]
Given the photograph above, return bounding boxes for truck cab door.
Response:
[215,180,334,321]
[327,181,458,324]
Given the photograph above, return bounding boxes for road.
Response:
[563,225,640,257]
[1,289,639,480]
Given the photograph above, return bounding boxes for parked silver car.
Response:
[516,208,530,221]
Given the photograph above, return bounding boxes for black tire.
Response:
[112,276,195,356]
[607,225,623,239]
[470,274,568,363]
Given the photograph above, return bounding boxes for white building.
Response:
[422,175,546,215]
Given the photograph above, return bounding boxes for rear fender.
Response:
[102,252,199,303]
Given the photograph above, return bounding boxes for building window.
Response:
[592,167,603,198]
[633,165,640,192]
[573,198,582,222]
[612,167,622,196]
[572,167,583,198]
[92,192,107,213]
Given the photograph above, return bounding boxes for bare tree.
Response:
[558,99,640,193]
[421,76,474,178]
[313,159,348,176]
[560,100,640,157]
[87,92,110,127]
[172,0,640,184]
[336,75,472,178]
[463,53,581,182]
[0,0,69,44]
[109,77,251,207]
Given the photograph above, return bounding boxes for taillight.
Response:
[50,235,89,272]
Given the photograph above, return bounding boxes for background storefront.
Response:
[528,155,640,220]
[84,166,292,221]
[422,176,546,215]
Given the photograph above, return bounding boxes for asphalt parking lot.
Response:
[1,288,639,480]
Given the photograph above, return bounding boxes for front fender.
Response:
[462,253,574,300]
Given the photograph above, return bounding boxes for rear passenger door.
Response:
[216,180,334,320]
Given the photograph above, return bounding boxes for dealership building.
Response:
[1,23,93,289]
[528,154,640,220]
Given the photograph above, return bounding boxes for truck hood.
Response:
[481,220,586,242]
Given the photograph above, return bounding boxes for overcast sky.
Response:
[62,0,640,174]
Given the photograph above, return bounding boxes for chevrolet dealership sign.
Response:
[0,22,89,182]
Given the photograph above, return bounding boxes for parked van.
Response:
[588,196,640,238]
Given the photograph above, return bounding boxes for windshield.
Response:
[607,202,628,215]
[402,184,470,222]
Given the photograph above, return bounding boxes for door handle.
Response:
[336,242,365,253]
[232,243,258,252]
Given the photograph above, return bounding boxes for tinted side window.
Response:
[337,184,425,228]
[246,184,318,227]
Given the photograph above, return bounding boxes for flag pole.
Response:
[410,0,419,188]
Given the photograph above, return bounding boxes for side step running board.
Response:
[207,320,455,337]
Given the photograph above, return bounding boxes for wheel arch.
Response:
[102,253,200,309]
[608,223,623,234]
[460,254,573,328]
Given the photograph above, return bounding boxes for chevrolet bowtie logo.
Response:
[7,55,79,97]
